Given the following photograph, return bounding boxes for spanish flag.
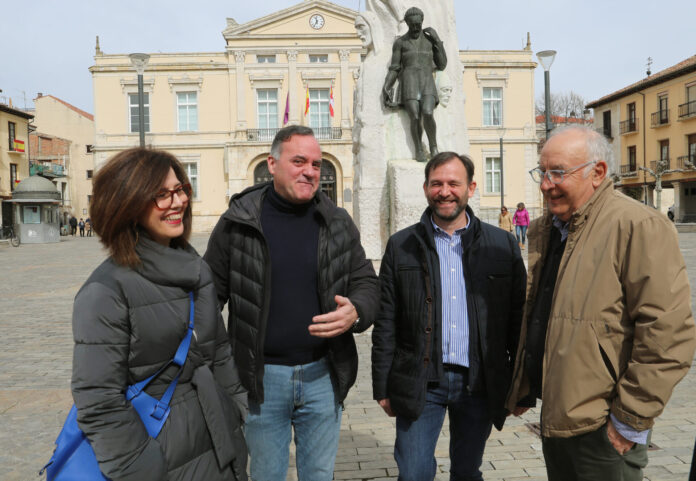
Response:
[329,86,335,117]
[304,87,310,116]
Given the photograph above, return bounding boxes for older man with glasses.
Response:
[506,125,695,481]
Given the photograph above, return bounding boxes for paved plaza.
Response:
[1,232,695,481]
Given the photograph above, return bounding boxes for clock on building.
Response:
[309,14,325,29]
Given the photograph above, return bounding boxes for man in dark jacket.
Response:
[372,152,527,481]
[204,125,379,481]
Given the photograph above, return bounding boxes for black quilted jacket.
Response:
[204,182,379,403]
[372,207,527,430]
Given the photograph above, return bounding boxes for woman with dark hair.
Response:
[513,202,530,249]
[71,148,247,481]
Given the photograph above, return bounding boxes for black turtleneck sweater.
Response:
[260,186,327,365]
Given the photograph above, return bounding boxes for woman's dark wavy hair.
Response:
[90,148,192,267]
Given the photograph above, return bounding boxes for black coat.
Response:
[72,236,248,481]
[204,182,379,403]
[372,207,526,429]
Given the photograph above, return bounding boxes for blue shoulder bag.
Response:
[40,292,195,480]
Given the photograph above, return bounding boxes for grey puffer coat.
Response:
[71,235,248,481]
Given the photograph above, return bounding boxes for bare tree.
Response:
[536,91,588,120]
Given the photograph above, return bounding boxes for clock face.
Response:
[309,14,325,29]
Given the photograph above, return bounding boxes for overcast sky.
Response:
[1,0,694,114]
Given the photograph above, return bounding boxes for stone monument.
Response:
[353,0,474,259]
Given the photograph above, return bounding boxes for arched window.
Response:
[254,161,272,184]
[253,158,337,204]
[320,161,336,203]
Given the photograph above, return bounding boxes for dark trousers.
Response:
[689,435,696,481]
[394,365,492,481]
[542,423,649,481]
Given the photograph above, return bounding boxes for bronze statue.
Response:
[382,6,447,162]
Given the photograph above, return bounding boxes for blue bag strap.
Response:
[126,292,195,402]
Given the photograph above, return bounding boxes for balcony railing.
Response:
[650,158,671,171]
[595,126,612,139]
[678,100,696,119]
[29,161,65,177]
[650,110,670,127]
[246,128,280,142]
[245,126,343,142]
[677,154,696,169]
[620,164,637,175]
[313,127,343,140]
[619,119,638,134]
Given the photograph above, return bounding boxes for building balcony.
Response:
[678,100,696,120]
[650,158,670,171]
[650,109,670,127]
[677,154,696,169]
[245,126,343,142]
[620,164,637,175]
[619,119,638,135]
[29,161,65,178]
[595,126,612,139]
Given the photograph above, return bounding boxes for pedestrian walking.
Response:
[498,206,513,232]
[204,125,379,481]
[372,152,527,481]
[69,148,248,480]
[85,217,92,237]
[506,125,696,481]
[78,218,85,237]
[512,202,529,248]
[69,215,77,236]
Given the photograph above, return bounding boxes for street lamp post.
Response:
[497,127,506,208]
[129,53,150,147]
[536,50,557,140]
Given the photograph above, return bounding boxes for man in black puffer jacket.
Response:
[372,152,527,481]
[204,125,379,481]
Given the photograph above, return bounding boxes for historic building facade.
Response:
[587,55,696,222]
[90,0,539,230]
[0,103,33,228]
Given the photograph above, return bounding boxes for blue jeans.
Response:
[394,366,493,481]
[245,358,342,481]
[515,225,528,245]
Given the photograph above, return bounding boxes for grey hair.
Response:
[548,124,615,176]
[270,125,315,159]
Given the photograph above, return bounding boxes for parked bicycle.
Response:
[0,225,20,247]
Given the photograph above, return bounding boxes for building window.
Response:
[257,89,278,137]
[182,162,198,200]
[257,55,276,63]
[627,102,636,125]
[23,206,41,224]
[254,161,272,184]
[129,92,150,133]
[482,87,502,126]
[309,54,328,63]
[659,139,669,163]
[484,157,501,193]
[86,170,93,179]
[319,161,336,203]
[628,146,636,171]
[10,163,17,191]
[8,121,16,151]
[177,92,198,132]
[309,89,330,131]
[602,110,612,138]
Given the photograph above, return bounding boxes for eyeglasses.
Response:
[529,161,597,185]
[152,183,192,210]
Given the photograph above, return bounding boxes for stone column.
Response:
[673,182,682,222]
[339,49,352,131]
[234,51,247,137]
[287,50,299,125]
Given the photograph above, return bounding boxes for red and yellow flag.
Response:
[304,87,310,116]
[13,139,25,152]
[329,86,335,117]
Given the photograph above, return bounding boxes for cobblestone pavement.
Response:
[1,232,695,480]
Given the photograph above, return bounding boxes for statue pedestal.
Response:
[388,160,427,235]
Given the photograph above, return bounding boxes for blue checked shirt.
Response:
[431,215,470,367]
